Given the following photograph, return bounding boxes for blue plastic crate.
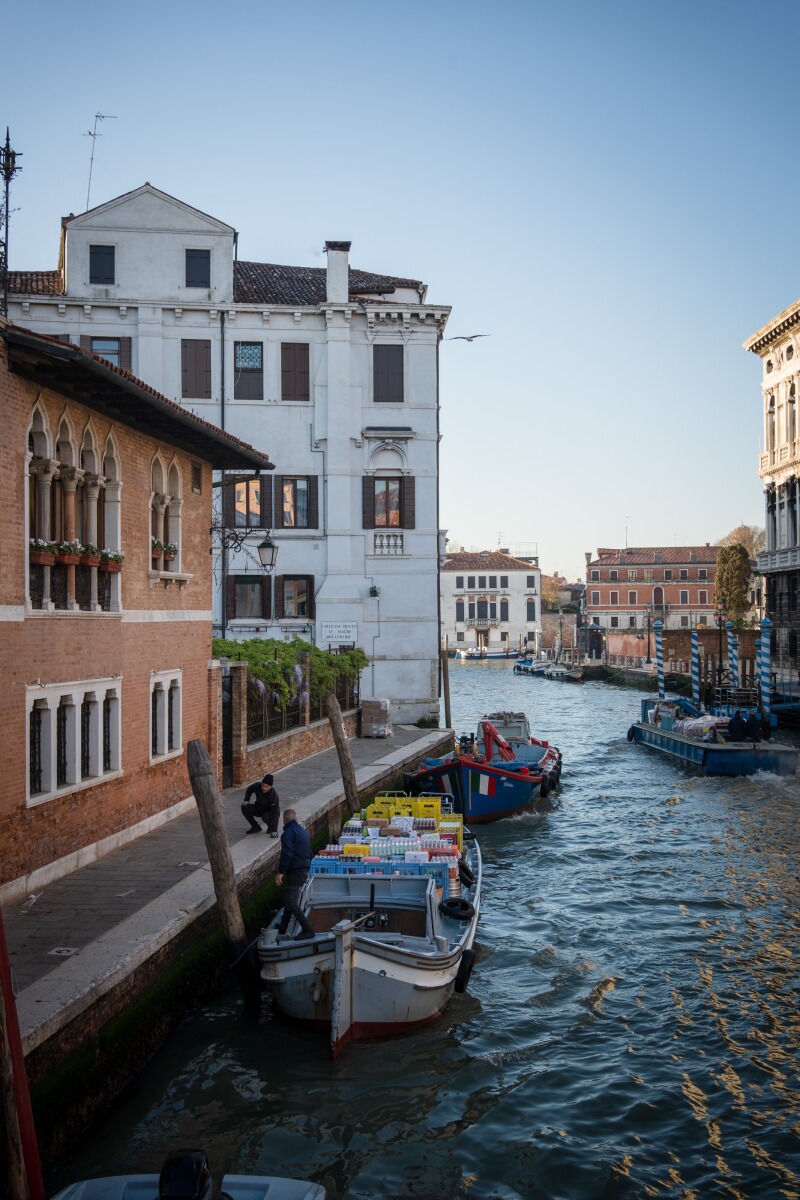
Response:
[310,857,452,894]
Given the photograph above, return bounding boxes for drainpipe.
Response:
[220,310,227,633]
[436,330,443,712]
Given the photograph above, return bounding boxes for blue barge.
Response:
[628,699,798,776]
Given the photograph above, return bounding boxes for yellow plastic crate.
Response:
[414,798,442,820]
[438,821,463,850]
[342,843,366,856]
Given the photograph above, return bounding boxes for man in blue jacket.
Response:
[275,809,315,940]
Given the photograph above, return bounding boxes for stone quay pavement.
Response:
[2,724,451,1056]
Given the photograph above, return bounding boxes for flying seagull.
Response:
[445,334,490,342]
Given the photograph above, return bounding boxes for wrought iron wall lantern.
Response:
[210,525,279,573]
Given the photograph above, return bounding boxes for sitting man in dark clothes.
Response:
[745,711,763,742]
[241,774,280,835]
[275,808,315,940]
[727,710,747,742]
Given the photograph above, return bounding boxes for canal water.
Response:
[49,665,800,1199]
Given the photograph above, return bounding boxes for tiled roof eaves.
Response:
[3,322,272,470]
[7,271,64,296]
[589,546,719,565]
[444,552,538,570]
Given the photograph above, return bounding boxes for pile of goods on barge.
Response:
[627,697,798,776]
[258,793,481,1055]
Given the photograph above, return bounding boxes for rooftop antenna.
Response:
[83,112,116,210]
[0,128,22,317]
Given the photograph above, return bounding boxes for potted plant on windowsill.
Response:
[56,538,82,565]
[99,549,125,573]
[163,541,178,562]
[80,542,102,567]
[29,538,58,566]
[151,537,165,561]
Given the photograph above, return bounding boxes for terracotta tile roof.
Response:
[7,270,64,296]
[3,321,272,470]
[590,546,719,566]
[444,551,538,571]
[8,263,424,306]
[233,261,423,305]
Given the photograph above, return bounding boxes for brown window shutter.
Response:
[182,340,212,399]
[223,476,236,528]
[201,340,212,399]
[275,576,285,620]
[261,473,273,529]
[281,343,295,401]
[296,344,310,401]
[274,476,285,526]
[374,345,403,403]
[225,575,236,621]
[119,338,132,371]
[80,335,91,352]
[261,577,272,620]
[362,477,375,529]
[402,476,415,529]
[307,476,319,528]
[388,345,403,402]
[181,340,189,396]
[306,575,315,619]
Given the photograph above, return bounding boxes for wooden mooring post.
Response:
[441,638,452,731]
[187,738,260,1007]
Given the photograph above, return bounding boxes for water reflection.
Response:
[50,665,800,1199]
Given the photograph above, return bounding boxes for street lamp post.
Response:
[645,605,653,664]
[715,601,727,685]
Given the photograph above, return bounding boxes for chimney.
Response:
[585,552,592,565]
[325,241,351,303]
[499,548,509,555]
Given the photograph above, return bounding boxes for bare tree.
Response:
[717,525,765,560]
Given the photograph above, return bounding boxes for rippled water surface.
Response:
[50,666,800,1199]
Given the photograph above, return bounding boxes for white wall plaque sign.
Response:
[320,621,359,644]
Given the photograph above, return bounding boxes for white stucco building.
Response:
[441,550,542,654]
[8,184,451,721]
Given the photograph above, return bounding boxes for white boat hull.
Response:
[259,845,481,1053]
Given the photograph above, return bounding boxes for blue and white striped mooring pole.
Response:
[759,617,772,722]
[655,619,664,699]
[691,631,700,706]
[726,621,739,690]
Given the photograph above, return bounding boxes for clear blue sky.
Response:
[5,0,794,578]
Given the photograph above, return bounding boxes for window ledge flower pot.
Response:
[80,553,101,567]
[99,560,123,573]
[30,551,56,566]
[57,554,81,566]
[163,552,175,562]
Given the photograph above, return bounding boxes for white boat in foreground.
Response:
[258,809,481,1056]
[52,1149,326,1200]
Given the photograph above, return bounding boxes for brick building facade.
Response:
[0,322,271,892]
[583,546,718,652]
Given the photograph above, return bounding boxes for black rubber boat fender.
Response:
[454,948,476,993]
[458,859,476,887]
[440,896,476,921]
[540,774,550,799]
[627,726,635,742]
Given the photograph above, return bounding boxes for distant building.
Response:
[745,301,800,670]
[0,320,270,894]
[583,547,718,643]
[441,549,542,654]
[7,183,451,722]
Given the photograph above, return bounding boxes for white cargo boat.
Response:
[258,825,481,1056]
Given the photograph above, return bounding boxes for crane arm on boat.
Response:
[480,721,515,762]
